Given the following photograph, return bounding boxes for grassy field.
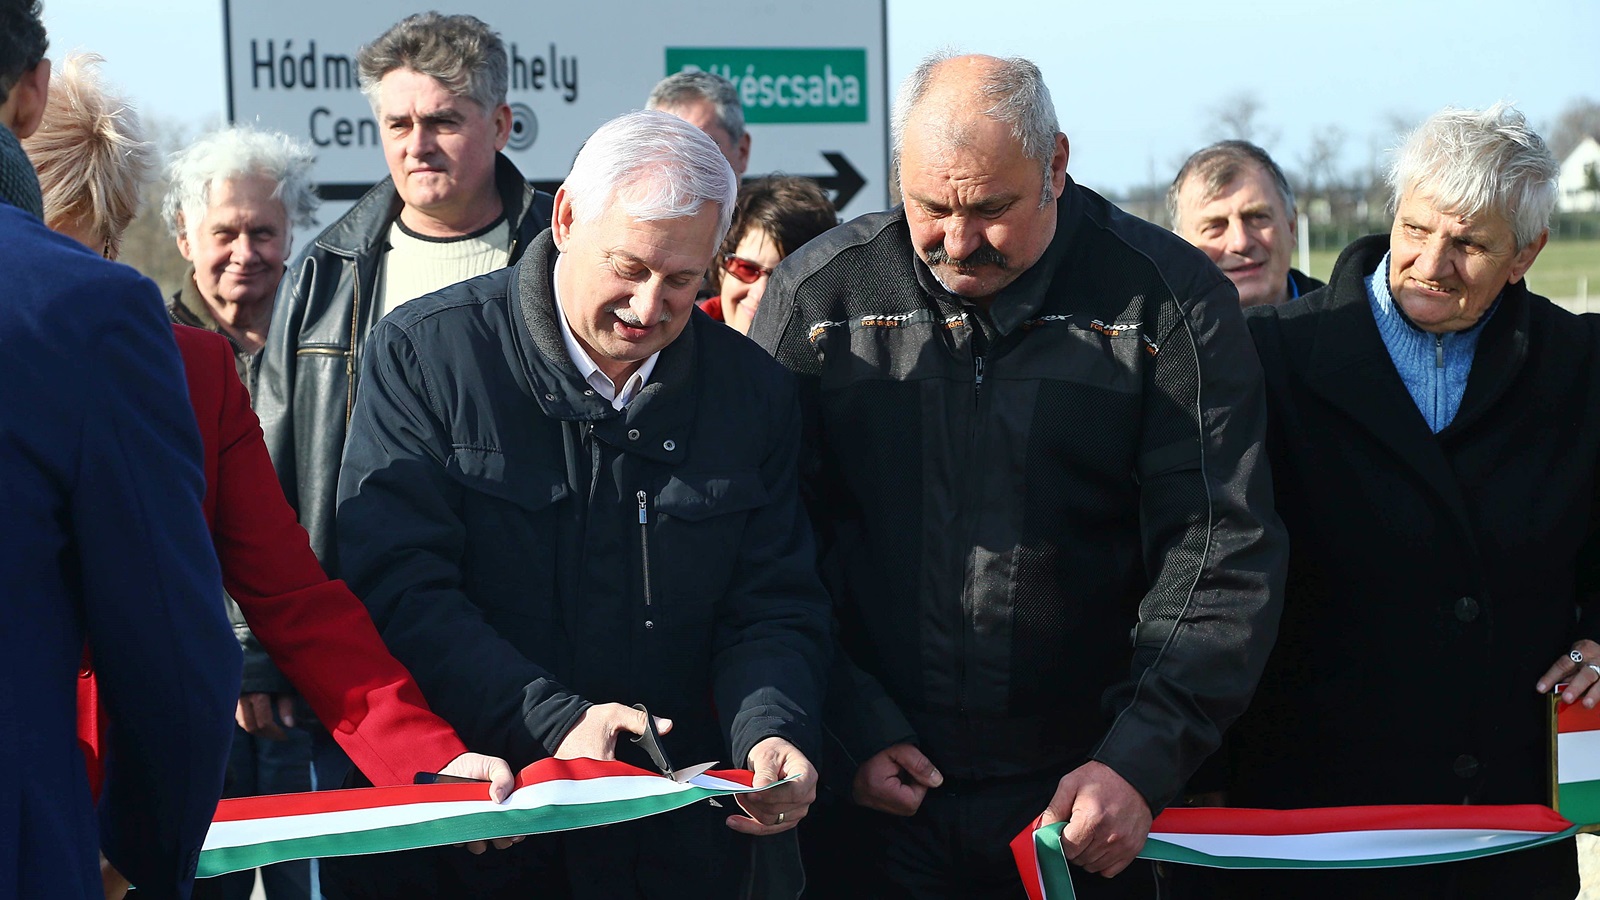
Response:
[1306,238,1600,308]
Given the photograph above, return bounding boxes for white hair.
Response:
[162,125,318,243]
[1387,102,1558,249]
[563,110,735,242]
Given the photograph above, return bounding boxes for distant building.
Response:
[1557,135,1600,213]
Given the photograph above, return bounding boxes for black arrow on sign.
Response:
[808,152,865,211]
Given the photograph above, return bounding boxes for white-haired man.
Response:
[1174,103,1590,899]
[752,52,1285,899]
[329,110,829,899]
[256,12,552,579]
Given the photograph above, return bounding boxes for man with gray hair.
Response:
[1168,140,1321,308]
[330,109,829,898]
[751,52,1284,898]
[256,11,552,580]
[647,69,750,178]
[1174,103,1588,899]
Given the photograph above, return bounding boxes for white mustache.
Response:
[609,304,673,327]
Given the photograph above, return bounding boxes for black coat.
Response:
[1204,234,1600,898]
[336,228,831,771]
[752,182,1286,810]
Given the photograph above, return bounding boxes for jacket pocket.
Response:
[654,470,768,521]
[448,447,569,511]
[648,470,769,624]
[446,447,567,628]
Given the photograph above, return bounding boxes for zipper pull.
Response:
[637,490,648,525]
[974,355,986,398]
[1435,334,1445,368]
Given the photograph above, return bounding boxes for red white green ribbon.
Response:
[1011,805,1580,900]
[1012,697,1600,897]
[200,758,774,878]
[1559,695,1600,823]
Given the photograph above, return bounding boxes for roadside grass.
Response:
[1305,238,1600,307]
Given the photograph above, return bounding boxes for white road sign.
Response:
[222,0,889,222]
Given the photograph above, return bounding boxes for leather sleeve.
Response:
[1091,278,1288,812]
[253,253,310,518]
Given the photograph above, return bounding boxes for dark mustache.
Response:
[925,243,1008,270]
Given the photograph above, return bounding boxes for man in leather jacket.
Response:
[751,52,1286,899]
[254,12,552,576]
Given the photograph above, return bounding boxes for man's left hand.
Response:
[1038,760,1152,878]
[726,737,816,836]
[1538,639,1600,707]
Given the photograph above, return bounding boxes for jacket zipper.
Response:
[636,490,653,608]
[974,354,986,401]
[345,266,362,425]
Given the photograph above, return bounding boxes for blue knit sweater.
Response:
[1365,252,1495,433]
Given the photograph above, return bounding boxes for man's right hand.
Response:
[852,743,943,816]
[554,703,672,761]
[235,693,296,740]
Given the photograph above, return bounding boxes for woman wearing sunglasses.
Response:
[701,174,837,334]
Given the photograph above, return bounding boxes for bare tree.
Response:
[1297,125,1346,196]
[119,115,207,298]
[1207,91,1279,148]
[1549,97,1600,161]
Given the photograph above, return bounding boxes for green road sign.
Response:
[665,48,868,124]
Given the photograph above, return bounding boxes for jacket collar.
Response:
[510,231,697,466]
[1302,232,1531,553]
[313,153,537,259]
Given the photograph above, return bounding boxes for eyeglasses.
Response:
[722,255,774,284]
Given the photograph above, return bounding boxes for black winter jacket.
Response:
[1198,234,1599,898]
[335,231,832,775]
[255,154,551,572]
[751,180,1286,811]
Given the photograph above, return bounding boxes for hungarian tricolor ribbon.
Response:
[200,757,780,878]
[1011,695,1600,899]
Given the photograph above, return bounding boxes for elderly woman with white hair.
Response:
[1174,103,1591,899]
[162,124,318,394]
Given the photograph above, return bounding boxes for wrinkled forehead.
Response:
[1395,184,1509,235]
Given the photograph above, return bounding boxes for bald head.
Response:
[892,51,1069,302]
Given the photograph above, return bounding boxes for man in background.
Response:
[647,69,751,179]
[1169,140,1320,307]
[257,11,552,577]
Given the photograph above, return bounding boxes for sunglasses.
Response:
[722,255,775,285]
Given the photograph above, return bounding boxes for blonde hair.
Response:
[23,53,154,256]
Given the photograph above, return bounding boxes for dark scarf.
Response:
[0,124,42,219]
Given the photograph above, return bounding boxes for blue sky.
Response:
[39,0,1600,196]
